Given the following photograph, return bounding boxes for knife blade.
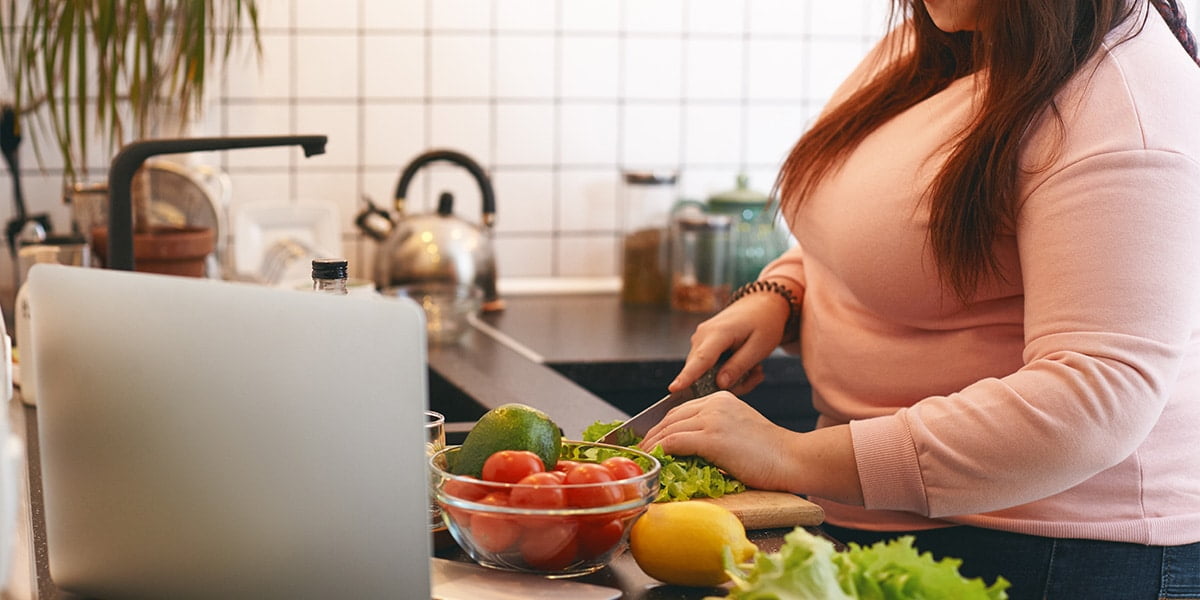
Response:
[598,358,724,445]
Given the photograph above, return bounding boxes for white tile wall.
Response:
[2,0,1198,289]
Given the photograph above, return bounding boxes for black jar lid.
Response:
[312,257,348,280]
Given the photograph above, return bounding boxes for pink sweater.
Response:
[760,7,1200,545]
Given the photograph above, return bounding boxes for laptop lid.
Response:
[23,265,431,600]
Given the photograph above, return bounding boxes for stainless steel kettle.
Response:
[359,149,502,311]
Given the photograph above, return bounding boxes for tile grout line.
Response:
[552,1,564,277]
[354,0,368,270]
[287,0,299,205]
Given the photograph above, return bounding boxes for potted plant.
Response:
[0,0,261,276]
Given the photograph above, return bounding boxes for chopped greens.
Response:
[717,527,1010,600]
[581,420,746,503]
[581,420,640,447]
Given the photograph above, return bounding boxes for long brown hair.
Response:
[777,0,1139,303]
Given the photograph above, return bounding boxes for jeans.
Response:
[821,523,1200,600]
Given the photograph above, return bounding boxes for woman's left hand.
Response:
[638,391,795,492]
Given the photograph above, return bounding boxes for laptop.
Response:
[21,264,432,599]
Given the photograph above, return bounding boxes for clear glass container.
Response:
[669,207,733,314]
[311,258,349,295]
[620,171,678,305]
[706,174,787,289]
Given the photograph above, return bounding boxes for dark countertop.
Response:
[429,293,816,439]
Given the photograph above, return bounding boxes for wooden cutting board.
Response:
[695,490,825,530]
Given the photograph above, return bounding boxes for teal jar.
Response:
[706,175,786,289]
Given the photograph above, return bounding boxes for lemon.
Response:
[451,403,562,477]
[629,501,758,587]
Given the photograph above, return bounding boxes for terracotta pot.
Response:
[91,226,216,278]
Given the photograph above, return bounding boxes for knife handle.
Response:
[688,350,733,397]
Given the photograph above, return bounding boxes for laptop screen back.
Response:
[23,265,431,599]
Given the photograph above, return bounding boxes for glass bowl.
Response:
[387,282,482,345]
[429,440,661,577]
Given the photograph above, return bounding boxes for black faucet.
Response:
[106,135,328,271]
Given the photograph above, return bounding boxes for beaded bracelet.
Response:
[729,280,801,344]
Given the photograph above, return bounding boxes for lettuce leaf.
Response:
[723,525,855,599]
[719,528,1010,600]
[834,535,1009,599]
[581,419,640,447]
[580,420,746,502]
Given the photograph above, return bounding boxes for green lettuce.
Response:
[719,528,1010,600]
[723,526,853,600]
[581,420,640,447]
[580,420,746,502]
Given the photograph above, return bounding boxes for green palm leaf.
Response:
[0,0,261,182]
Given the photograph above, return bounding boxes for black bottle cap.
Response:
[312,257,348,280]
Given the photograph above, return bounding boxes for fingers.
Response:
[642,429,712,462]
[639,391,743,451]
[716,331,782,389]
[639,398,708,450]
[669,337,735,392]
[727,364,764,396]
[636,393,789,491]
[669,296,786,392]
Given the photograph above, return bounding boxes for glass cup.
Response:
[425,411,446,529]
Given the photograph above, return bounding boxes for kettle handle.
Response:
[393,149,496,228]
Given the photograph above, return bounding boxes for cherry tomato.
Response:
[554,460,583,472]
[510,472,567,509]
[482,450,545,483]
[468,493,520,553]
[563,463,622,508]
[577,517,624,560]
[601,456,644,480]
[442,476,489,502]
[440,476,491,526]
[601,456,645,500]
[519,519,579,570]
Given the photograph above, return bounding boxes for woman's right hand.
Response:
[669,290,793,395]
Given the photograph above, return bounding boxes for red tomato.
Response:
[439,500,468,527]
[519,519,579,570]
[601,456,643,480]
[577,517,624,560]
[482,450,545,483]
[510,472,567,509]
[601,456,645,500]
[563,463,622,508]
[468,493,520,553]
[554,460,582,472]
[441,478,494,525]
[546,470,567,483]
[442,476,489,502]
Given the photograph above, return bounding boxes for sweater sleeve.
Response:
[757,244,808,353]
[758,243,807,296]
[851,149,1200,517]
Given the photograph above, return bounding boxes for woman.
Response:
[640,0,1200,597]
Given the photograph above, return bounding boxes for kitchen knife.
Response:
[598,358,725,445]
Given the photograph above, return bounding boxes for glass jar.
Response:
[669,206,733,314]
[311,258,349,295]
[706,174,787,290]
[620,171,678,305]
